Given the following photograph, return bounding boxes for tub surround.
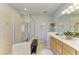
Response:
[50,32,79,55]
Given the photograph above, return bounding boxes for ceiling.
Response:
[10,3,61,15]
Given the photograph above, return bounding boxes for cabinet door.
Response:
[77,51,79,55]
[50,36,57,54]
[63,43,76,55]
[57,40,63,55]
[57,45,62,55]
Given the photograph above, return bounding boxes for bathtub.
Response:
[12,42,31,55]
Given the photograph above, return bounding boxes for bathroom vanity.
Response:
[50,32,79,55]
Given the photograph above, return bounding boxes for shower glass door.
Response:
[13,14,35,44]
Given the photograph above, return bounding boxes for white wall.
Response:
[21,14,54,43]
[32,15,54,43]
[0,4,21,54]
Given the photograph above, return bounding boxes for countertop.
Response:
[49,32,79,51]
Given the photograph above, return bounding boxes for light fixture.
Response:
[65,9,71,14]
[70,8,75,12]
[24,8,27,11]
[61,11,65,15]
[67,11,71,14]
[68,6,73,9]
[65,9,68,12]
[61,4,79,15]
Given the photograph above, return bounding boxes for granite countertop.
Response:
[49,32,79,51]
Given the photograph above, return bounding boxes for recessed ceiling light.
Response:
[24,8,27,11]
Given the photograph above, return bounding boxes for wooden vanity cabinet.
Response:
[56,39,63,55]
[50,36,63,55]
[63,43,76,55]
[77,51,79,55]
[50,36,77,55]
[50,36,57,54]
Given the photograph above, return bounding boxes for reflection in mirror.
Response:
[57,3,79,33]
[74,23,79,32]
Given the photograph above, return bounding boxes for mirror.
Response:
[56,4,79,33]
[74,23,79,32]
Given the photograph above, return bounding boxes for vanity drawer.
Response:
[77,51,79,55]
[63,49,72,55]
[57,40,63,55]
[50,36,57,54]
[57,47,62,55]
[57,40,62,46]
[63,43,76,55]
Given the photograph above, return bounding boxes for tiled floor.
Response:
[12,39,53,55]
[36,40,47,54]
[36,39,53,55]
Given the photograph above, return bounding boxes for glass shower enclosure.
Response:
[13,13,35,44]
